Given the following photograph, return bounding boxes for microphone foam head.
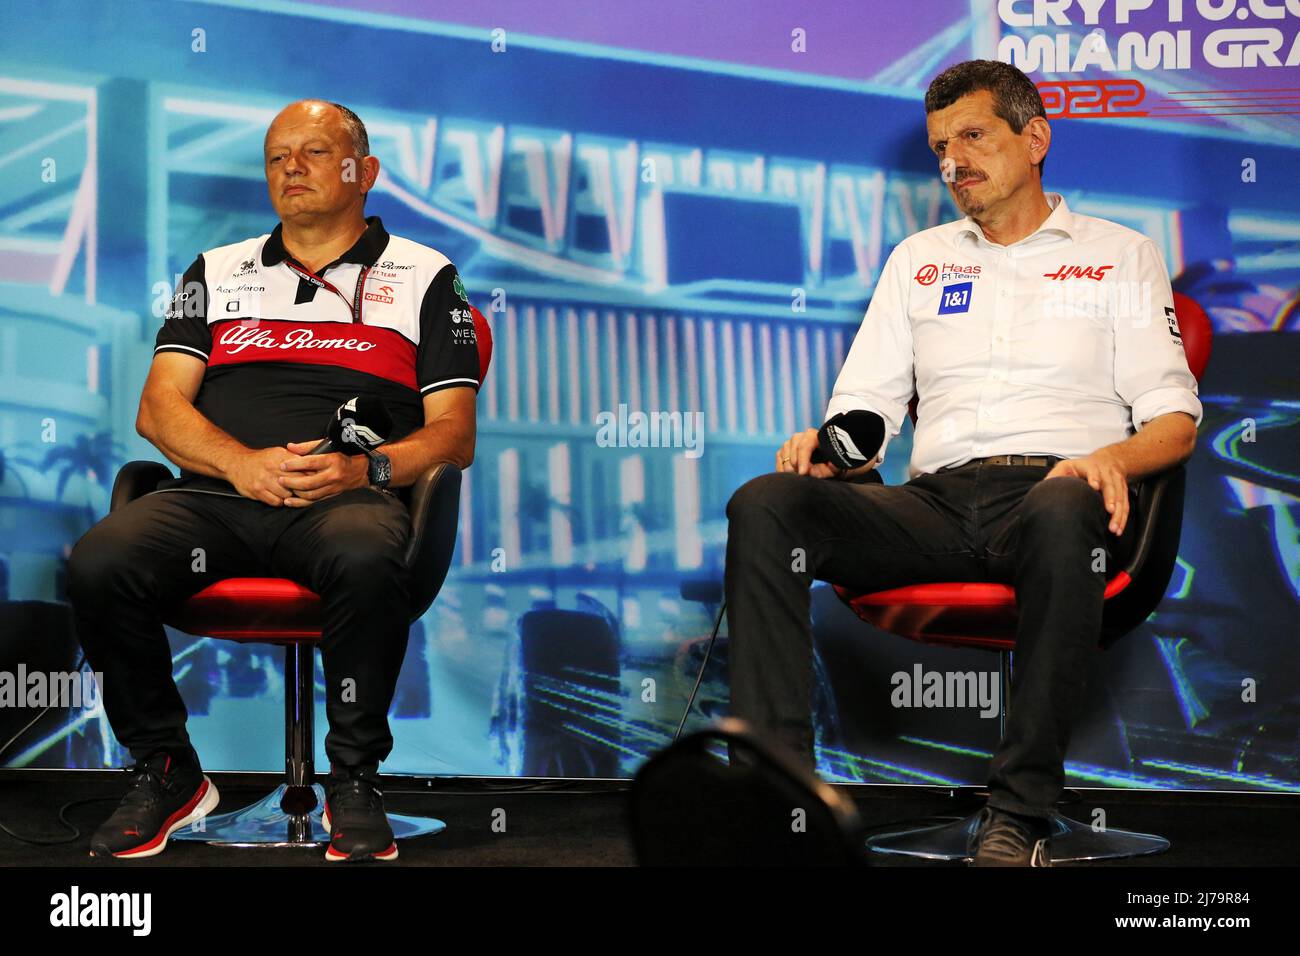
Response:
[825,424,870,467]
[333,396,393,450]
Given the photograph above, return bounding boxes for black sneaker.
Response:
[969,806,1051,867]
[89,749,219,859]
[322,766,397,862]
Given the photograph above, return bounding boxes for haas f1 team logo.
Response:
[1043,264,1114,281]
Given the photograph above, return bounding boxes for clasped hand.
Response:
[228,441,367,507]
[279,439,370,507]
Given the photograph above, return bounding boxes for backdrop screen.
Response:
[0,1,1297,793]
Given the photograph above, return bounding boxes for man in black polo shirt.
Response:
[67,100,480,861]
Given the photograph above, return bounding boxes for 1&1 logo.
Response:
[938,281,973,315]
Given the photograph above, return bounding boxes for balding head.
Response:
[263,100,379,225]
[265,100,368,161]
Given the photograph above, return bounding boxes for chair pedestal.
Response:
[172,782,446,847]
[866,809,1169,864]
[847,649,1170,864]
[171,643,445,847]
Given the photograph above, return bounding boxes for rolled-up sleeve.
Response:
[1113,238,1203,430]
[824,242,915,465]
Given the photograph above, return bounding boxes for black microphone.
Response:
[810,410,885,471]
[308,396,393,455]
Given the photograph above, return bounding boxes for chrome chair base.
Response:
[171,783,447,847]
[866,809,1170,864]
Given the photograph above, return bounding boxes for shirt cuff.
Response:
[1131,387,1203,430]
[823,395,887,424]
[822,397,891,466]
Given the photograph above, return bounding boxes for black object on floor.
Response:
[629,719,868,865]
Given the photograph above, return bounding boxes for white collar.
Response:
[956,191,1074,247]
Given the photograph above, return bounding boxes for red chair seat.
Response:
[832,572,1132,650]
[169,578,324,643]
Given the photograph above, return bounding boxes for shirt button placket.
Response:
[977,249,1012,451]
[994,249,1012,382]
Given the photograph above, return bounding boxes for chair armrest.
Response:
[110,461,175,512]
[1116,466,1182,583]
[1100,464,1187,645]
[401,462,464,621]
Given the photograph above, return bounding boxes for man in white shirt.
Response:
[724,60,1200,866]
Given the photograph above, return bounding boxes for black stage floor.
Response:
[0,770,1293,867]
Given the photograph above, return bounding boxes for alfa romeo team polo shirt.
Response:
[825,192,1203,478]
[153,215,481,495]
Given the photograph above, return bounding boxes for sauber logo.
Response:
[364,284,395,304]
[1043,264,1114,281]
[915,264,939,286]
[218,325,377,354]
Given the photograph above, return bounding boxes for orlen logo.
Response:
[364,284,395,304]
[914,264,939,286]
[1043,264,1114,281]
[1037,79,1145,120]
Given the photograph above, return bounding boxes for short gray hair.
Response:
[924,60,1048,177]
[329,102,370,160]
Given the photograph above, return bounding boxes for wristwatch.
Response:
[366,450,392,490]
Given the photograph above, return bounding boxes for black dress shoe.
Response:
[969,806,1052,867]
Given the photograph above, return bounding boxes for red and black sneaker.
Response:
[322,766,398,862]
[89,749,219,859]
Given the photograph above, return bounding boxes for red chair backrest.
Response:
[1172,291,1212,383]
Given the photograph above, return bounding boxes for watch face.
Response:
[369,454,391,486]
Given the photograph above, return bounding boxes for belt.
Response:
[940,454,1062,472]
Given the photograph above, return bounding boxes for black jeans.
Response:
[724,461,1137,818]
[67,486,412,772]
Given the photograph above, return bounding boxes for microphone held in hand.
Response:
[308,396,393,455]
[810,410,885,471]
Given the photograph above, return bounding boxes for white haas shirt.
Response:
[825,192,1202,478]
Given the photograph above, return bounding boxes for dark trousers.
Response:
[724,461,1137,818]
[67,486,412,772]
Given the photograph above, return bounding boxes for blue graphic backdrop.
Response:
[0,1,1297,791]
